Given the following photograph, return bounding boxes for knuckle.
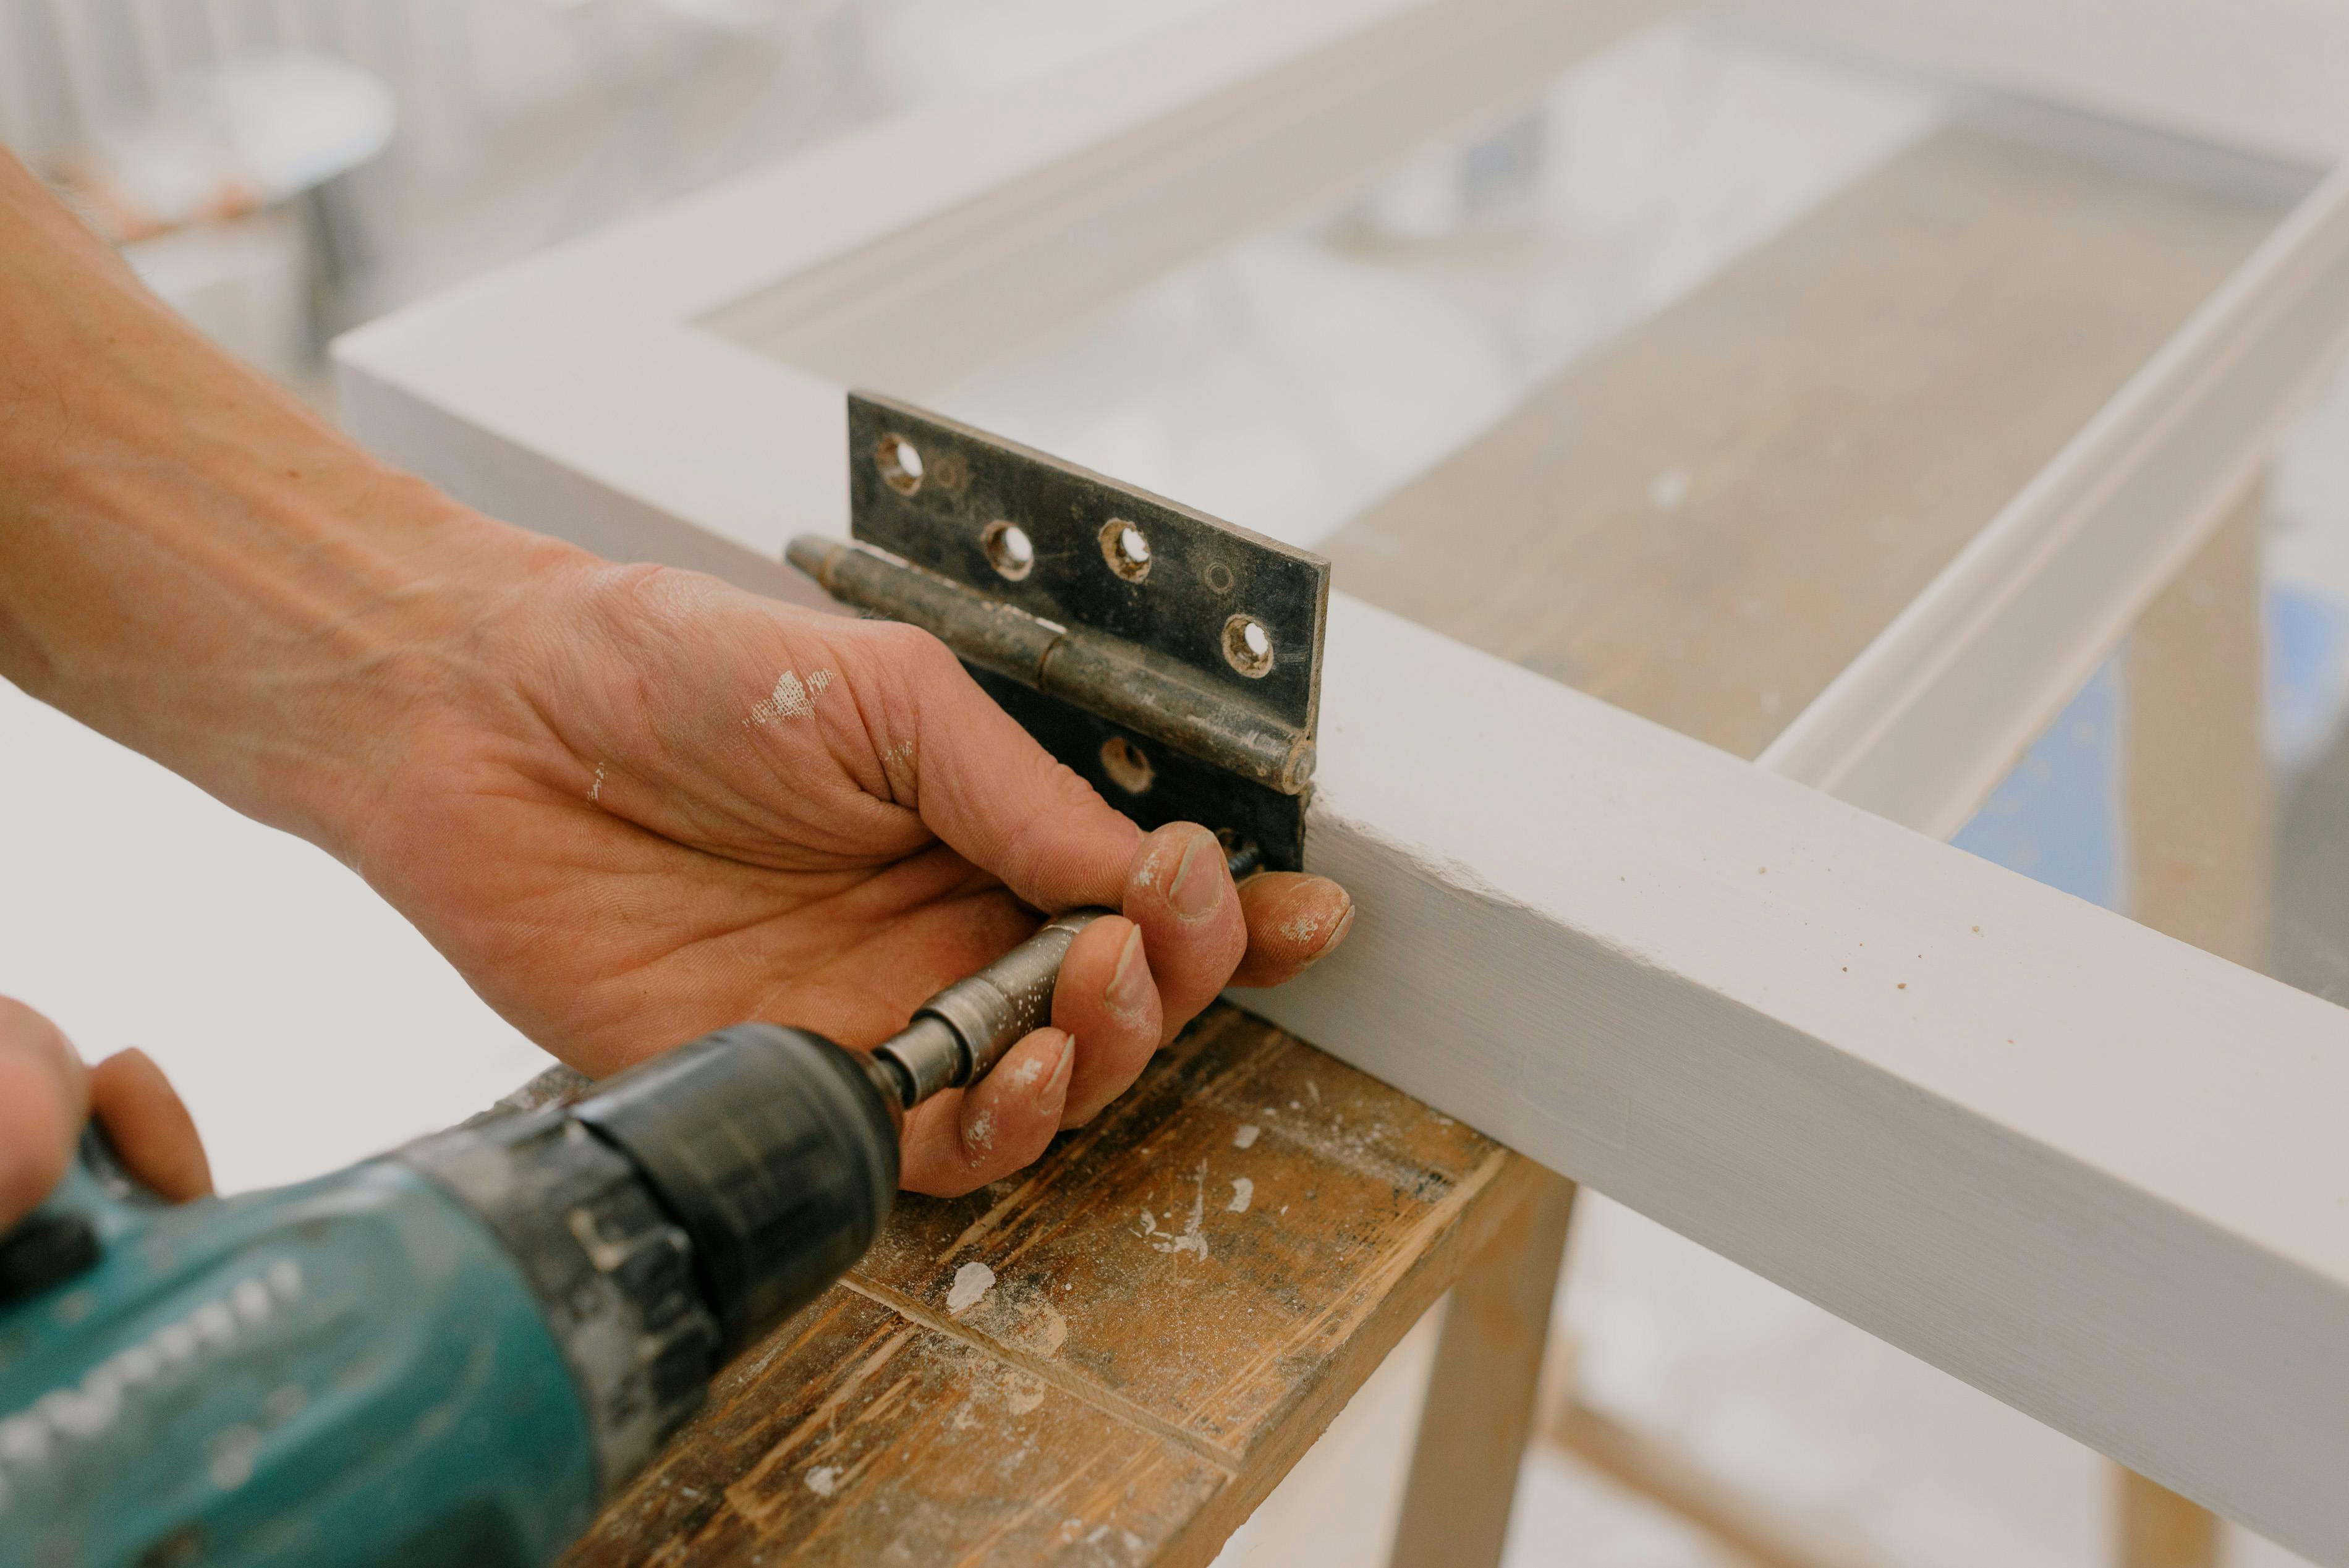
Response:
[853,618,953,680]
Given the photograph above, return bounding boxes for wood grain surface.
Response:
[569,1007,1543,1566]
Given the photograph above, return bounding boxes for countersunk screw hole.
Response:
[1099,737,1155,795]
[1202,561,1236,595]
[875,434,924,495]
[1222,614,1274,678]
[980,520,1034,581]
[1100,519,1152,582]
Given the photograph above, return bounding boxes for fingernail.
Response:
[1040,1032,1076,1107]
[1105,928,1151,1019]
[1304,901,1355,965]
[1166,827,1226,920]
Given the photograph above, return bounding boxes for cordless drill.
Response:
[0,910,1104,1568]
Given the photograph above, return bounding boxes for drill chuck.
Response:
[872,909,1106,1104]
[568,1025,901,1357]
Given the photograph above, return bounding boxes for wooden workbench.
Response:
[561,117,2277,1568]
[567,1009,1544,1565]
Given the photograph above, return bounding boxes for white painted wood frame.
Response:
[335,0,2349,1558]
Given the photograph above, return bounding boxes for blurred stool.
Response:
[61,51,394,365]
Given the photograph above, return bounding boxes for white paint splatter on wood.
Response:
[1233,1124,1259,1149]
[947,1260,995,1315]
[1003,1370,1046,1416]
[805,1465,840,1497]
[1228,1177,1254,1214]
[1136,1165,1210,1260]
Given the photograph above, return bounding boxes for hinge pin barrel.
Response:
[788,536,1314,795]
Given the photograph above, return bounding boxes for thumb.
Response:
[0,997,88,1229]
[867,622,1142,911]
[90,1049,213,1202]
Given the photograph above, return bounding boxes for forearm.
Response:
[0,151,571,857]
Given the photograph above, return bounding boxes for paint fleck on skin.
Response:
[1280,910,1321,944]
[587,763,606,803]
[965,1108,995,1155]
[879,737,919,805]
[805,1466,840,1498]
[1007,1055,1045,1091]
[808,667,834,696]
[1228,1177,1254,1214]
[747,668,817,726]
[1232,1124,1259,1150]
[947,1260,995,1315]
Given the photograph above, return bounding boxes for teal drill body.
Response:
[0,1148,599,1568]
[0,911,1098,1567]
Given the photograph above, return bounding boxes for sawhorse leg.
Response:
[1388,1166,1578,1568]
[2117,487,2273,1568]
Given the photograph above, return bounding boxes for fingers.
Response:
[898,1027,1076,1197]
[1120,823,1247,1046]
[0,996,88,1228]
[865,625,1141,912]
[1049,915,1162,1127]
[1230,872,1355,988]
[90,1049,213,1201]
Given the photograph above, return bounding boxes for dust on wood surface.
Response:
[567,1007,1539,1567]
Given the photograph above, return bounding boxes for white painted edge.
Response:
[1248,594,2349,1564]
[1761,165,2349,839]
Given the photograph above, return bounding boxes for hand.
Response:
[338,549,1353,1196]
[0,150,1352,1200]
[0,998,211,1229]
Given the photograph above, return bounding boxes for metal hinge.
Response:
[787,392,1328,874]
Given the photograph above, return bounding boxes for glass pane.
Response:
[715,19,2309,766]
[1973,357,2337,1009]
[1951,349,2349,1019]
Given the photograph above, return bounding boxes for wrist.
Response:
[238,496,592,862]
[0,156,595,859]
